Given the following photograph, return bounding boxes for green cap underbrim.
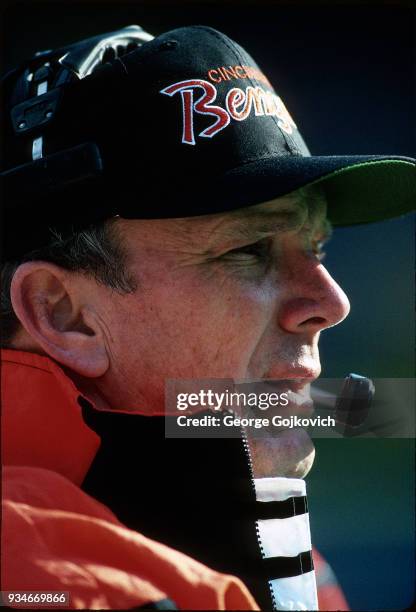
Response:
[313,159,415,225]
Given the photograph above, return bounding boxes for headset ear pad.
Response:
[1,26,155,261]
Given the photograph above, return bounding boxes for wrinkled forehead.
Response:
[117,186,330,250]
[177,185,330,243]
[226,186,329,235]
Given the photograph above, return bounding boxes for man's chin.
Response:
[284,448,316,478]
[246,428,316,479]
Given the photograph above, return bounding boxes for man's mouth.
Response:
[260,377,317,418]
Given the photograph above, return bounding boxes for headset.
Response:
[1,25,154,253]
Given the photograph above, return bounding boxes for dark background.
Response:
[2,1,415,610]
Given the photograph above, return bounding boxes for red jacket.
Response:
[1,349,259,610]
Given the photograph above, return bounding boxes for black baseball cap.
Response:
[2,25,415,259]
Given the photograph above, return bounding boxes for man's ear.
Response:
[10,261,110,377]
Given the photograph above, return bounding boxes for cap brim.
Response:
[307,157,415,225]
[202,155,415,225]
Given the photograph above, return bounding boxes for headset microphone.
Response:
[311,374,375,436]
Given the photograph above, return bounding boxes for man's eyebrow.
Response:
[227,208,307,240]
[225,206,333,242]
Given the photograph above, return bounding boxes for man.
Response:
[1,24,414,610]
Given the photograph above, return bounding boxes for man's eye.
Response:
[223,239,271,260]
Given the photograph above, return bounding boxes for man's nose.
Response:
[277,260,351,334]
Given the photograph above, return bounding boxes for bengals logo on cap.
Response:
[160,74,297,145]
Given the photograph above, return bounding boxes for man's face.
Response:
[95,190,349,400]
[88,191,349,476]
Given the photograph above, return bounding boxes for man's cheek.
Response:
[239,275,280,307]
